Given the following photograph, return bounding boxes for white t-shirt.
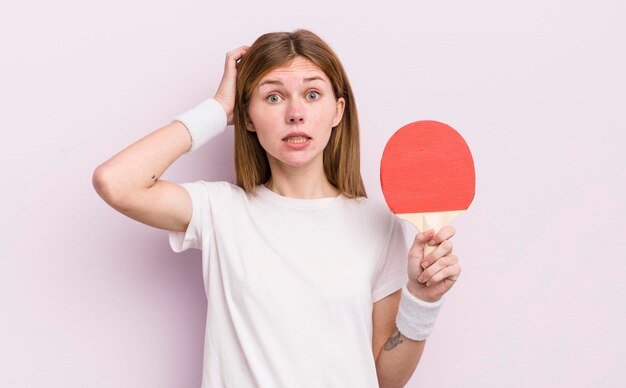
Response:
[168,181,410,387]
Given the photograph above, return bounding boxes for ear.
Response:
[245,115,256,132]
[332,97,346,128]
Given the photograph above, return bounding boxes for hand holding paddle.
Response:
[380,120,474,300]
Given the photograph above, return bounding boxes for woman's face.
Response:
[246,56,345,172]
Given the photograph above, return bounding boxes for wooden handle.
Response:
[397,210,464,258]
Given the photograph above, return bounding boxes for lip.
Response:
[282,132,312,141]
[283,137,311,150]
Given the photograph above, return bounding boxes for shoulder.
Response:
[185,180,247,207]
[347,195,393,217]
[202,180,244,195]
[343,195,398,231]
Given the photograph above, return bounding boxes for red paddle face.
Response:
[380,120,475,215]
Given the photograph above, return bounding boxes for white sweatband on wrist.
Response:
[173,97,228,153]
[395,284,445,341]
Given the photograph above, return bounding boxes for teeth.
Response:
[285,136,309,143]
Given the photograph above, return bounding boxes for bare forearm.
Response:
[375,327,426,388]
[93,120,191,202]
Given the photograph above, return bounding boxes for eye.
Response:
[307,91,320,100]
[267,94,281,103]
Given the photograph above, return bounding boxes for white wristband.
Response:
[173,97,228,153]
[395,284,445,341]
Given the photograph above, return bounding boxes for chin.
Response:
[271,152,322,169]
[282,158,316,168]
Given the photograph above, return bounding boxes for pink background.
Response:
[2,0,625,387]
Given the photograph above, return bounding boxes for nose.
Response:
[288,115,304,123]
[286,100,304,124]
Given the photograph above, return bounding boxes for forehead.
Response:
[257,57,329,86]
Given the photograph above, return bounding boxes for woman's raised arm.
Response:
[92,45,249,232]
[92,119,197,232]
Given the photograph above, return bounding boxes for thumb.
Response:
[417,229,435,244]
[412,229,435,261]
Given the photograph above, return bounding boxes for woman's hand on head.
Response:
[214,45,250,126]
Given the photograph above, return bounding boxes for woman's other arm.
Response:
[91,45,249,233]
[92,120,195,233]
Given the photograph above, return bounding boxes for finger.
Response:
[418,254,457,283]
[411,229,435,249]
[422,239,453,267]
[426,225,456,246]
[225,46,250,70]
[228,45,250,57]
[418,228,435,241]
[408,229,435,258]
[426,263,461,287]
[234,46,250,62]
[425,261,459,286]
[220,47,250,85]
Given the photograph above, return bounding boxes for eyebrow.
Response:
[258,76,326,88]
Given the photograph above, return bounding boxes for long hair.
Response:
[234,29,366,199]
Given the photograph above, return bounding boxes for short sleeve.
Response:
[371,216,410,303]
[168,181,209,253]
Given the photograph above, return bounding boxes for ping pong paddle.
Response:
[380,120,475,256]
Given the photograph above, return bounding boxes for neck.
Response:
[265,156,339,199]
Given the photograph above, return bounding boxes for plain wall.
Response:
[1,0,624,387]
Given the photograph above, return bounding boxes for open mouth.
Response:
[282,136,311,144]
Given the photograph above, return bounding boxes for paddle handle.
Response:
[397,210,464,258]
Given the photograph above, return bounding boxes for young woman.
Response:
[93,29,461,388]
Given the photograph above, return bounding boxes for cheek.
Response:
[248,102,275,125]
[316,104,339,131]
[253,114,279,137]
[252,120,280,150]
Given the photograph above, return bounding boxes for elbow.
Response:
[92,166,106,195]
[92,165,111,197]
[92,165,125,206]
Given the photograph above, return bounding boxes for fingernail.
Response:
[421,261,428,268]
